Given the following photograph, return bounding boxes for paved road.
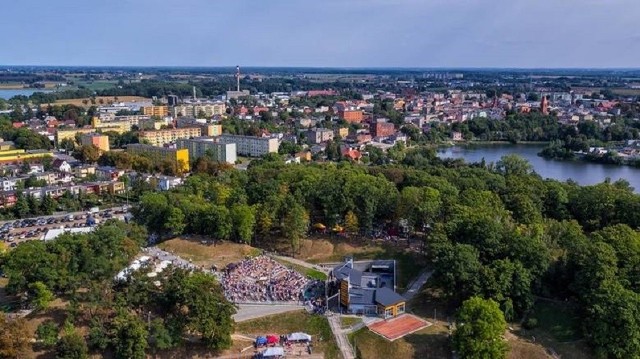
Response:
[403,269,433,301]
[233,304,305,322]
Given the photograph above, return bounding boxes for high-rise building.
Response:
[371,119,395,138]
[176,137,237,164]
[167,95,179,106]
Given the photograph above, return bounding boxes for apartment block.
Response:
[141,105,169,117]
[80,133,110,152]
[338,109,364,123]
[307,128,334,144]
[55,128,96,145]
[175,118,222,137]
[176,137,237,164]
[371,119,396,138]
[216,134,279,157]
[126,144,190,172]
[172,102,226,117]
[139,127,202,146]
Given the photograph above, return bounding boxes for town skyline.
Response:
[2,0,639,68]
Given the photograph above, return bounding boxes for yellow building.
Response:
[0,149,53,164]
[141,105,169,117]
[80,133,110,152]
[139,127,202,146]
[126,144,190,173]
[56,128,96,145]
[91,117,132,134]
[336,127,349,139]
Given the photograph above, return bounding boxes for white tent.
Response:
[287,332,312,342]
[262,347,285,357]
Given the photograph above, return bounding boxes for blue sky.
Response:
[1,0,638,68]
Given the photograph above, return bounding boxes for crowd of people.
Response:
[222,256,310,303]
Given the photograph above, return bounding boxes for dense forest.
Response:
[133,149,640,358]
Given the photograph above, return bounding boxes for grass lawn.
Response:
[516,300,593,359]
[349,322,450,359]
[235,311,340,359]
[340,316,362,329]
[158,237,261,269]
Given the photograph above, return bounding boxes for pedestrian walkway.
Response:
[327,314,355,359]
[403,269,433,301]
[270,254,326,271]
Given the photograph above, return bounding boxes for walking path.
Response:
[233,304,305,322]
[403,269,433,300]
[270,254,326,272]
[327,314,355,359]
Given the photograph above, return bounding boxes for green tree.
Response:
[36,320,59,348]
[149,318,176,351]
[164,207,186,236]
[282,202,309,254]
[344,210,359,236]
[55,331,88,359]
[112,312,148,359]
[40,194,56,215]
[495,154,533,177]
[230,204,256,244]
[28,281,54,311]
[13,192,30,218]
[453,297,508,359]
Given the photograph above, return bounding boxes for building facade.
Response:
[371,120,395,138]
[141,106,169,117]
[216,134,279,157]
[139,127,202,146]
[307,128,334,144]
[176,137,237,164]
[338,109,364,123]
[172,102,226,118]
[80,133,110,152]
[126,144,190,172]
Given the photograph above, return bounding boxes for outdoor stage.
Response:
[367,314,431,341]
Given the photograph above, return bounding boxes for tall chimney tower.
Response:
[192,86,197,101]
[236,65,240,92]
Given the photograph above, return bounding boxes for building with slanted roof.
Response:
[330,257,405,318]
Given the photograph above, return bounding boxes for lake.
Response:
[0,89,52,99]
[437,144,640,191]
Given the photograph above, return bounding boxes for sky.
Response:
[1,0,639,68]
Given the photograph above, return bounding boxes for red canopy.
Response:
[266,335,279,344]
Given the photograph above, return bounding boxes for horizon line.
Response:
[2,64,640,71]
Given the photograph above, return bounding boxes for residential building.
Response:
[126,144,190,172]
[336,127,349,139]
[157,176,183,191]
[172,102,226,117]
[139,127,202,146]
[338,108,364,123]
[226,90,250,100]
[141,105,169,117]
[56,128,96,145]
[307,128,334,144]
[80,133,110,152]
[371,119,395,138]
[216,134,279,157]
[0,148,52,164]
[176,137,237,164]
[51,159,71,173]
[175,118,222,137]
[91,117,131,134]
[330,258,405,318]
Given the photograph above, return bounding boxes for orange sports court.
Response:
[367,314,431,341]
